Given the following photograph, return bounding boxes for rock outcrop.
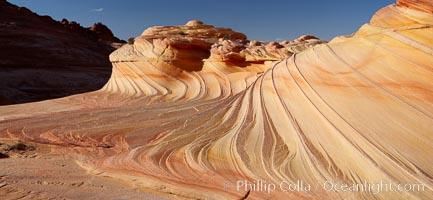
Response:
[397,0,433,13]
[209,35,326,62]
[0,0,124,105]
[111,20,247,71]
[89,22,124,44]
[1,0,432,200]
[106,20,323,100]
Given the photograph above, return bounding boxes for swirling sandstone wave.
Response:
[1,1,433,200]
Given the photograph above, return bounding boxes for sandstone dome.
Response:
[185,20,204,26]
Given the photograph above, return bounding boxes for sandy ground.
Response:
[0,138,173,200]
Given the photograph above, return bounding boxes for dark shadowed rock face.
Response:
[89,22,125,43]
[0,0,125,105]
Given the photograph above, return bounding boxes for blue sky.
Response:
[8,0,395,41]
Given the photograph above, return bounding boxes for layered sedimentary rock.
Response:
[397,0,433,13]
[106,20,323,101]
[209,35,326,62]
[0,0,124,105]
[1,1,433,200]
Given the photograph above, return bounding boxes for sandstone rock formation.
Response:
[0,0,124,105]
[1,0,432,200]
[397,0,433,13]
[209,35,326,63]
[106,20,323,100]
[117,19,247,72]
[89,22,124,44]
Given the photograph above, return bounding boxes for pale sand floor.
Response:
[0,139,173,200]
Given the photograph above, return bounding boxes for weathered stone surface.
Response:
[0,1,432,200]
[397,0,433,13]
[0,0,125,105]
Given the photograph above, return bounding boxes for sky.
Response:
[8,0,395,41]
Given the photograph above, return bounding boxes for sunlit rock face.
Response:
[1,1,433,200]
[105,20,323,102]
[209,35,326,62]
[397,0,433,13]
[111,20,247,71]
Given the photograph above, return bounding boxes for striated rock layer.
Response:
[105,20,324,102]
[1,1,433,200]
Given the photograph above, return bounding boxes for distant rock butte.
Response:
[1,1,432,200]
[0,0,125,105]
[0,0,124,67]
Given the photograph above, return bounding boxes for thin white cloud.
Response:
[90,8,104,12]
